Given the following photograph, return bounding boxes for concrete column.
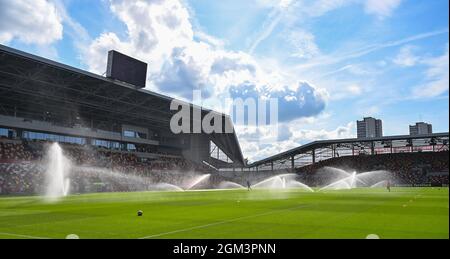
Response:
[16,128,23,139]
[291,156,295,171]
[312,149,316,164]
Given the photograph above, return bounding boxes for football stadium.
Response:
[0,44,448,240]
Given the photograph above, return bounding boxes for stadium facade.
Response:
[0,44,244,169]
[247,133,449,172]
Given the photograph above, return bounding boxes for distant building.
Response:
[357,117,383,139]
[409,122,433,135]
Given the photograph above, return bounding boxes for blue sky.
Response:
[0,0,448,161]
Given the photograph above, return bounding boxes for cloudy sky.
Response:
[0,0,448,162]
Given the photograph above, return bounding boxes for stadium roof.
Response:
[249,132,449,167]
[0,44,244,166]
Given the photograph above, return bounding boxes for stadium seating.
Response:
[0,138,448,194]
[0,139,211,194]
[298,151,449,187]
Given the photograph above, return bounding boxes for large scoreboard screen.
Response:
[106,50,148,88]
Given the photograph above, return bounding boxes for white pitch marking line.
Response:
[139,204,310,239]
[0,232,51,239]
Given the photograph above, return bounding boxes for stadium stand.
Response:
[1,136,449,194]
[298,151,449,187]
[0,138,212,194]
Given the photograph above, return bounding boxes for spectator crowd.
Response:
[299,151,449,187]
[0,140,211,195]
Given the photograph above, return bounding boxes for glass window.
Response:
[0,128,8,137]
[124,130,135,138]
[127,144,136,150]
[123,130,147,139]
[92,139,119,149]
[21,131,85,145]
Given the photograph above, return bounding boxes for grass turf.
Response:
[0,187,448,239]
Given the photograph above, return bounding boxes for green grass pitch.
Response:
[0,188,448,239]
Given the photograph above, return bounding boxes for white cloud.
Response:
[154,44,216,98]
[239,121,356,162]
[249,0,405,57]
[248,12,284,54]
[280,0,402,19]
[249,0,358,55]
[365,105,381,116]
[229,82,327,122]
[346,84,363,95]
[83,32,128,74]
[302,0,354,17]
[293,29,448,71]
[288,30,320,59]
[83,0,194,75]
[377,60,388,67]
[316,78,372,101]
[83,0,327,107]
[413,45,449,98]
[248,0,297,54]
[52,0,91,48]
[364,0,403,18]
[393,45,420,67]
[291,121,355,142]
[322,64,371,77]
[255,0,293,9]
[194,31,226,49]
[0,0,63,45]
